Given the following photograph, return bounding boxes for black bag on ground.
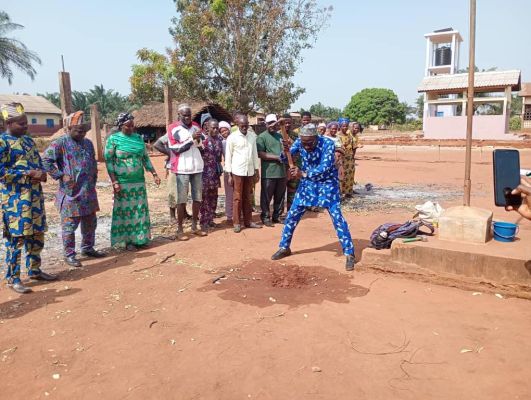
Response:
[370,220,435,250]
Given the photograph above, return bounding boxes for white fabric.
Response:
[224,130,259,177]
[265,114,277,123]
[168,123,204,174]
[414,201,444,223]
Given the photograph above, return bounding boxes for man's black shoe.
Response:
[29,271,57,281]
[65,256,82,268]
[345,255,356,271]
[81,249,106,258]
[271,248,291,260]
[272,217,284,224]
[262,219,274,227]
[9,281,32,294]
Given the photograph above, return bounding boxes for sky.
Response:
[1,0,530,111]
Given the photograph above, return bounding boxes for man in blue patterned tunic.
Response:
[271,123,355,271]
[0,102,57,293]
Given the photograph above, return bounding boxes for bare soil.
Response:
[1,146,530,399]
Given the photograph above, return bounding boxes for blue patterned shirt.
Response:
[290,136,340,207]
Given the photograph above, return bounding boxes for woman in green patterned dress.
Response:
[104,113,161,250]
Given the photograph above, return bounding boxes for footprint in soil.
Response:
[198,259,369,308]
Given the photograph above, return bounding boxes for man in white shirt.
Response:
[167,104,206,240]
[225,114,262,233]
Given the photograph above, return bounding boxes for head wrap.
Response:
[63,111,84,131]
[219,121,231,130]
[299,123,317,137]
[115,112,134,128]
[338,117,350,126]
[327,122,339,130]
[318,122,326,128]
[178,103,191,112]
[200,113,212,128]
[1,102,25,121]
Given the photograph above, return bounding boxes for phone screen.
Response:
[493,149,521,207]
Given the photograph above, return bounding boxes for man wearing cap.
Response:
[167,104,206,240]
[0,102,57,293]
[43,111,104,268]
[256,114,287,226]
[271,123,356,271]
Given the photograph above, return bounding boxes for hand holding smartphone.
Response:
[493,149,522,207]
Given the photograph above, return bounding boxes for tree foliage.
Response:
[39,85,134,124]
[344,88,406,126]
[415,95,424,119]
[131,0,331,112]
[303,102,341,121]
[0,11,41,84]
[130,48,178,104]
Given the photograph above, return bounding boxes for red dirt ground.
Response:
[0,146,530,399]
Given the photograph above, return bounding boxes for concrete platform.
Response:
[360,228,531,298]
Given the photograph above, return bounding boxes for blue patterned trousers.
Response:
[279,202,354,255]
[5,232,44,284]
[61,213,97,257]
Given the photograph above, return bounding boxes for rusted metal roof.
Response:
[418,70,521,92]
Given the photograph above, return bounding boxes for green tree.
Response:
[131,0,331,112]
[38,92,60,108]
[130,48,178,104]
[39,86,134,124]
[344,88,406,126]
[0,11,41,84]
[305,102,342,120]
[415,95,424,119]
[511,94,522,116]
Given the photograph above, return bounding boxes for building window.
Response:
[46,119,54,128]
[31,118,37,124]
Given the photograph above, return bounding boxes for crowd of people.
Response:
[2,101,529,294]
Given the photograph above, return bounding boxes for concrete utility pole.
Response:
[463,0,476,206]
[89,104,104,162]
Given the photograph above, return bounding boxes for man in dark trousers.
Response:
[257,114,287,226]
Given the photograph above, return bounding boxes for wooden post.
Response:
[89,104,104,162]
[101,123,108,148]
[164,85,173,131]
[464,0,476,206]
[58,72,73,118]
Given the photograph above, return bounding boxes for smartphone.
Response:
[493,149,522,207]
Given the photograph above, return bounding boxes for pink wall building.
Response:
[418,29,521,140]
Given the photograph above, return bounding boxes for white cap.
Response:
[265,114,278,124]
[318,122,326,128]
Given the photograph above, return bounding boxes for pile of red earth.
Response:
[199,259,369,308]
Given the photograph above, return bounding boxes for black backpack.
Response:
[370,220,435,250]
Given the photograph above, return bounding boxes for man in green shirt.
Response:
[257,114,287,227]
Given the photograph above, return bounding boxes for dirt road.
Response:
[1,146,530,399]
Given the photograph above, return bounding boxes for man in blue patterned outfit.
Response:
[0,102,57,293]
[271,123,355,271]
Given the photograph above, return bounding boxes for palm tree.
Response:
[0,11,41,84]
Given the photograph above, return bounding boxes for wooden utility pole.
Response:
[89,104,104,162]
[58,71,73,118]
[164,85,173,130]
[463,0,476,206]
